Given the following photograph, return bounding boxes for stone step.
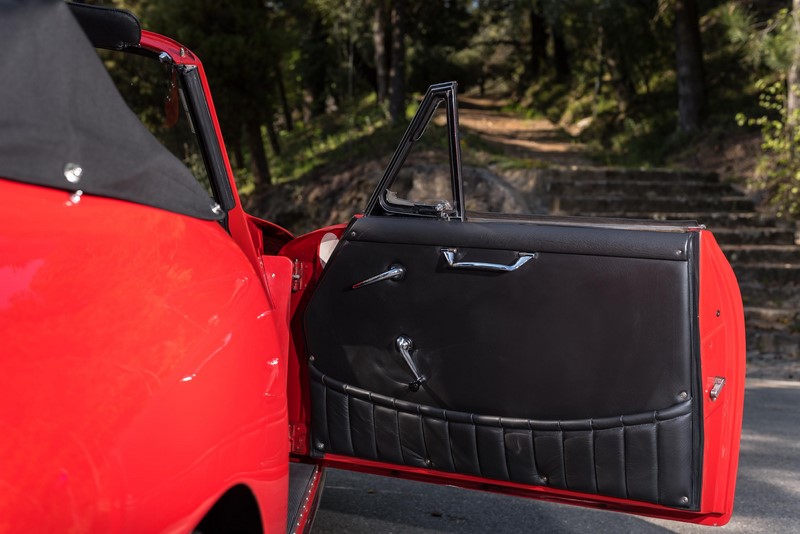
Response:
[549,180,735,197]
[574,211,781,228]
[541,167,800,365]
[746,330,800,360]
[723,245,800,265]
[739,279,800,294]
[745,306,800,330]
[544,168,720,183]
[733,263,800,285]
[554,196,755,214]
[701,213,784,229]
[743,292,800,309]
[711,228,797,246]
[739,284,800,311]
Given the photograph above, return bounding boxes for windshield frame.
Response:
[129,31,238,228]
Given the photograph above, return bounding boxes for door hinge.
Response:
[292,259,305,292]
[289,423,309,455]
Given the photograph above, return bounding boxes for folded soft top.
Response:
[0,0,222,220]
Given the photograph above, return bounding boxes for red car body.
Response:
[1,180,290,533]
[0,2,745,533]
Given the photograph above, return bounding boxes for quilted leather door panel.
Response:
[305,215,703,510]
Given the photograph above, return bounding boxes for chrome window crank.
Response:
[396,335,425,391]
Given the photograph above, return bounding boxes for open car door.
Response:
[302,82,745,526]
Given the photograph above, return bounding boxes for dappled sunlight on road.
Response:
[314,379,800,533]
[457,96,591,167]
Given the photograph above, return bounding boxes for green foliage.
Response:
[459,130,552,171]
[736,81,800,219]
[542,0,800,173]
[265,92,539,185]
[88,0,800,218]
[722,6,795,73]
[490,0,687,166]
[405,1,481,92]
[723,3,800,220]
[269,95,403,183]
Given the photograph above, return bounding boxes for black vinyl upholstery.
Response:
[311,365,695,508]
[305,216,701,509]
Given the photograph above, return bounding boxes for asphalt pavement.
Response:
[312,379,800,533]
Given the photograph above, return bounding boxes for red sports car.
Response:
[0,2,745,532]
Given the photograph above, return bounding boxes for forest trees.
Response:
[785,0,800,217]
[789,0,800,129]
[373,2,388,105]
[113,0,300,188]
[674,0,707,133]
[96,0,798,219]
[731,0,800,218]
[462,1,711,133]
[102,0,713,172]
[388,0,407,124]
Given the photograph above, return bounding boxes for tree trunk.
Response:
[528,7,548,82]
[353,46,378,92]
[245,119,271,187]
[275,62,293,132]
[674,0,706,133]
[593,25,604,117]
[607,48,635,114]
[787,0,800,130]
[305,16,328,118]
[230,134,245,170]
[266,119,281,157]
[388,0,406,124]
[373,1,388,105]
[552,24,570,83]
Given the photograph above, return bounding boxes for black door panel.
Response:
[305,215,701,509]
[307,217,698,420]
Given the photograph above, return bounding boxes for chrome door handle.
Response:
[396,335,425,391]
[352,264,405,289]
[441,248,536,272]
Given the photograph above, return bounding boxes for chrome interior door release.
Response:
[710,377,726,401]
[352,264,405,289]
[395,335,426,391]
[441,248,536,272]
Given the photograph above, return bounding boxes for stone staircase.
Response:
[540,168,800,376]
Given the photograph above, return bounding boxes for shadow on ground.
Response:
[313,379,800,533]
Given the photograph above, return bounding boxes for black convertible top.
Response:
[0,0,222,220]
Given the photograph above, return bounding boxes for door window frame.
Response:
[365,81,465,221]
